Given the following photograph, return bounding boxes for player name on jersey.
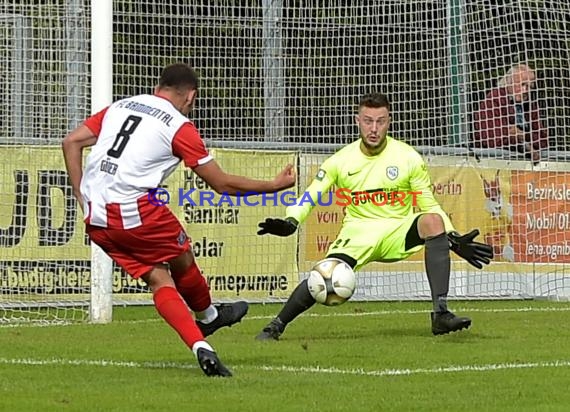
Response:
[99,159,118,175]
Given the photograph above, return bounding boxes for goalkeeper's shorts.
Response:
[326,213,426,271]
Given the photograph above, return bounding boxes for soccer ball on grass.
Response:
[307,258,356,306]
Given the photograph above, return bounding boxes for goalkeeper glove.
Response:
[257,217,298,237]
[448,229,494,269]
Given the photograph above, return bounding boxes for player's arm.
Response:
[62,125,97,209]
[258,160,336,237]
[194,160,295,195]
[173,123,295,195]
[62,107,107,208]
[285,167,335,225]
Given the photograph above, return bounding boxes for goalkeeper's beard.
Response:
[361,135,387,154]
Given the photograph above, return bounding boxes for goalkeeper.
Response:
[256,92,493,340]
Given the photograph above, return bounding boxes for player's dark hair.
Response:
[359,93,390,111]
[158,63,199,90]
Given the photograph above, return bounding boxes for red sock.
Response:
[153,286,204,348]
[173,260,211,312]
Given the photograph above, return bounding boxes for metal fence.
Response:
[1,1,569,159]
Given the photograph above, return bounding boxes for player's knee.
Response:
[418,213,445,238]
[326,253,357,269]
[142,264,176,292]
[169,250,195,276]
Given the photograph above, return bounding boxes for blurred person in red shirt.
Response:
[473,64,548,162]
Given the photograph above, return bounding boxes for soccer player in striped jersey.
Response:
[63,63,295,376]
[256,92,493,340]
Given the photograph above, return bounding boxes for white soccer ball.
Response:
[307,258,356,306]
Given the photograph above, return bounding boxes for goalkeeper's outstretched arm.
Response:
[258,165,336,237]
[285,174,335,226]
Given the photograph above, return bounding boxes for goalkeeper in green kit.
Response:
[256,93,494,340]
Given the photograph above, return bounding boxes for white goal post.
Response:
[1,0,569,325]
[89,0,114,324]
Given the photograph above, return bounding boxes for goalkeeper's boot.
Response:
[196,348,232,377]
[255,318,285,341]
[197,301,249,337]
[431,311,472,335]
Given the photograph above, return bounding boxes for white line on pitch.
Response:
[243,305,570,321]
[2,305,570,329]
[256,360,570,377]
[117,305,570,323]
[1,357,569,377]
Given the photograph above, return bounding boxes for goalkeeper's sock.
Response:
[276,279,316,325]
[153,286,205,347]
[172,260,211,313]
[424,232,451,313]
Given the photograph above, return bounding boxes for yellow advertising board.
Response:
[0,147,101,297]
[0,147,89,260]
[0,147,298,300]
[422,165,514,264]
[3,146,569,300]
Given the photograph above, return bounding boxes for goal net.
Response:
[1,2,91,324]
[1,0,569,324]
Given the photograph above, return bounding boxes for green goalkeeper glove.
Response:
[448,229,494,269]
[257,217,298,237]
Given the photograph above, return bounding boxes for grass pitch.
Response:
[1,300,570,412]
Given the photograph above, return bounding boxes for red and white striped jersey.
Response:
[80,94,212,229]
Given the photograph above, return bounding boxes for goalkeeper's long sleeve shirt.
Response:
[285,136,455,232]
